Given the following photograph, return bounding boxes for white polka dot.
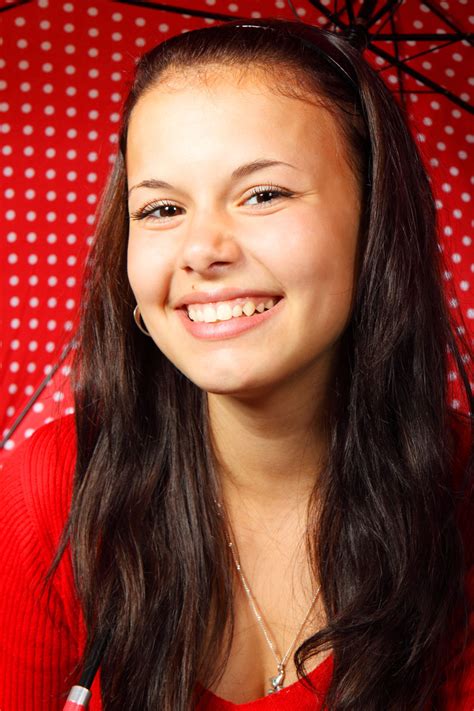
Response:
[451,253,461,264]
[10,362,20,372]
[33,402,44,413]
[461,193,471,202]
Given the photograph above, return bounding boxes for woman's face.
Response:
[127,66,361,397]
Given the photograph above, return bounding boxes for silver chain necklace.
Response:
[215,499,322,695]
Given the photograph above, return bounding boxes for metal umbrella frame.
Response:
[110,0,474,115]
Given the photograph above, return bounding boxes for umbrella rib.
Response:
[422,0,473,45]
[345,0,355,25]
[375,32,470,41]
[307,0,348,30]
[112,0,244,22]
[0,340,75,449]
[388,8,406,113]
[368,41,474,114]
[0,0,32,13]
[364,0,400,31]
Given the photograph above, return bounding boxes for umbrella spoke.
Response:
[112,0,242,21]
[364,0,400,30]
[0,0,32,13]
[422,0,473,46]
[368,41,474,114]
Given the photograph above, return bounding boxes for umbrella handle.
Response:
[63,686,92,710]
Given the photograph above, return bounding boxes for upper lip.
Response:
[175,288,282,309]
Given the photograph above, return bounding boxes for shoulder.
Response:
[0,415,77,556]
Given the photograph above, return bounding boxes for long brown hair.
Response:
[50,18,473,710]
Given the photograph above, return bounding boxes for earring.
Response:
[133,305,152,337]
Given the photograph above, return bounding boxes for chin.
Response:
[187,370,282,399]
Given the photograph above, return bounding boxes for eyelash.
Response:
[129,184,293,223]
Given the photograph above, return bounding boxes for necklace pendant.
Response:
[267,665,285,695]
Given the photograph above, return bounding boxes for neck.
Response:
[207,376,330,524]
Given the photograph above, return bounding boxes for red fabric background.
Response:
[1,0,473,456]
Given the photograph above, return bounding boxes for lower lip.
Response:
[176,299,284,340]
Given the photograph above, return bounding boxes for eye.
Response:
[244,185,293,207]
[129,200,184,223]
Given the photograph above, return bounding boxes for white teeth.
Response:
[203,305,216,323]
[186,297,279,323]
[216,303,232,321]
[242,301,256,317]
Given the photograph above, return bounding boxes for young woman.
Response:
[0,18,472,711]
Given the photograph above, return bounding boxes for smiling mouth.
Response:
[185,296,282,323]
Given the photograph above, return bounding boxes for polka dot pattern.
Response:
[1,0,472,453]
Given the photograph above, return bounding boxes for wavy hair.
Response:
[50,18,473,710]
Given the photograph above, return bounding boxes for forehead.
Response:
[126,65,355,185]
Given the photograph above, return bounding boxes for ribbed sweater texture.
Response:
[0,415,472,710]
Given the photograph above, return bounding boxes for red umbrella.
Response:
[1,0,472,455]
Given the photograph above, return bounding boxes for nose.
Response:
[178,208,242,275]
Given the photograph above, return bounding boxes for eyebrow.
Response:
[127,159,298,198]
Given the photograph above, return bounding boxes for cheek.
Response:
[262,208,358,295]
[127,234,171,305]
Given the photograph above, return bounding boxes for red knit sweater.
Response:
[0,415,472,710]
